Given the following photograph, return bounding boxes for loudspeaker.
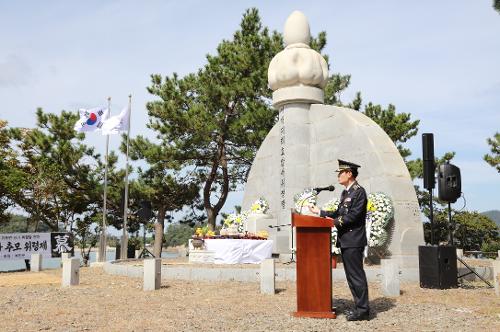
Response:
[419,245,458,289]
[422,133,435,190]
[438,163,461,203]
[137,200,153,221]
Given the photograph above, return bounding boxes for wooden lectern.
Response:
[292,212,336,319]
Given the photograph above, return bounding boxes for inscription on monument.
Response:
[279,107,286,209]
[395,201,421,219]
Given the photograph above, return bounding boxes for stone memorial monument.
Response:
[242,11,424,267]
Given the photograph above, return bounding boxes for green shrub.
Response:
[164,223,193,248]
[481,240,500,253]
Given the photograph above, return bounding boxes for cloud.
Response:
[0,55,33,87]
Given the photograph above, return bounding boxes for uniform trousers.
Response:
[341,246,369,315]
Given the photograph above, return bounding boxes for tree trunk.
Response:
[204,158,220,230]
[153,205,166,258]
[203,137,230,230]
[207,208,216,230]
[153,223,163,258]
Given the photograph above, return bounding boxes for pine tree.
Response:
[125,133,201,255]
[140,8,289,229]
[0,119,15,223]
[484,132,500,173]
[494,0,500,14]
[5,109,101,231]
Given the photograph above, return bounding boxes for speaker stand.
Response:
[446,203,493,288]
[139,247,154,259]
[447,202,454,245]
[428,188,435,245]
[457,257,493,288]
[139,222,154,259]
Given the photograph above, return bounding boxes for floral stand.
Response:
[331,255,337,269]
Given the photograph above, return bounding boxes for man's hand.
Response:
[308,205,320,215]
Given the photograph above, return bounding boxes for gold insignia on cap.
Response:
[335,159,361,172]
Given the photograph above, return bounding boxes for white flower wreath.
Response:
[293,188,317,213]
[366,192,394,247]
[322,198,342,255]
[320,192,394,253]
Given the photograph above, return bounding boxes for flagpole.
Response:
[99,97,111,262]
[120,95,132,259]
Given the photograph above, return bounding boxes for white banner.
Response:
[0,233,51,260]
[0,233,74,260]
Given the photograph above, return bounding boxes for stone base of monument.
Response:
[265,211,293,257]
[188,250,215,264]
[274,232,291,254]
[278,253,294,263]
[245,214,275,234]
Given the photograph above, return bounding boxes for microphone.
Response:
[313,185,335,193]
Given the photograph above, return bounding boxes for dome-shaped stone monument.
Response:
[243,11,424,267]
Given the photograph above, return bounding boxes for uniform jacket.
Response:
[320,181,367,248]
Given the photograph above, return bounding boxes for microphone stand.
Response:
[268,188,332,264]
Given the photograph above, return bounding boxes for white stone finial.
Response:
[268,11,329,107]
[284,11,311,47]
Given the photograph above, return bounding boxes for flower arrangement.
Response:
[222,212,248,233]
[366,192,394,247]
[293,188,317,213]
[249,198,269,214]
[193,226,216,239]
[221,198,269,234]
[256,230,269,239]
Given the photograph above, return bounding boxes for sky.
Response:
[1,0,499,226]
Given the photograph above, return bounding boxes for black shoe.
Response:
[344,310,354,317]
[346,312,370,321]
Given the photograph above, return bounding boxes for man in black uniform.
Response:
[309,159,370,321]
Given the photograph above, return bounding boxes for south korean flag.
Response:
[74,107,110,133]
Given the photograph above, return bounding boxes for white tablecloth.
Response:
[204,239,273,264]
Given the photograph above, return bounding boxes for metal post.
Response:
[98,97,111,262]
[448,202,454,245]
[429,188,434,245]
[120,95,132,259]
